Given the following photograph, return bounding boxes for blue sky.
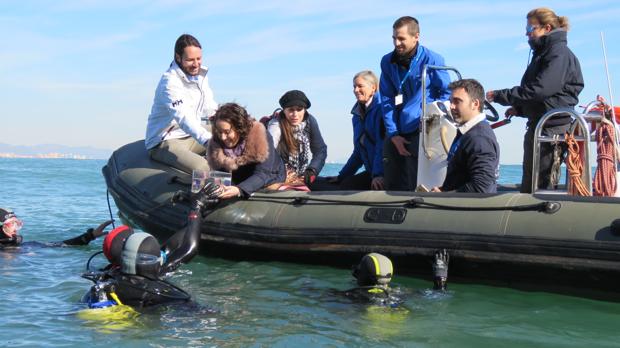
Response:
[2,0,619,164]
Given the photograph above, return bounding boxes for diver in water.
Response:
[82,179,221,309]
[0,208,113,249]
[343,249,449,306]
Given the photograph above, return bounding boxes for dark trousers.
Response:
[339,171,372,190]
[522,123,570,193]
[383,132,419,191]
[311,171,372,191]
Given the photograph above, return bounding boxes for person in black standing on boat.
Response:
[486,7,584,193]
[432,79,499,193]
[206,103,286,199]
[0,207,112,249]
[145,34,218,174]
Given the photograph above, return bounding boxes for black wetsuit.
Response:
[0,228,99,249]
[84,202,203,308]
[342,286,403,307]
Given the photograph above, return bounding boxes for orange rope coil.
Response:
[565,132,591,196]
[593,120,617,196]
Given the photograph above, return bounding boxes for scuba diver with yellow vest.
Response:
[0,208,112,249]
[81,179,221,309]
[343,249,449,307]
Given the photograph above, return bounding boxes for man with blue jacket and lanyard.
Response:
[145,34,218,174]
[380,16,451,191]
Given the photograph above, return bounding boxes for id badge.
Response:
[395,94,403,106]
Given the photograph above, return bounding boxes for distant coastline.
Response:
[0,152,91,159]
[0,143,111,160]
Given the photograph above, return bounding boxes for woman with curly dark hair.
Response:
[206,103,285,199]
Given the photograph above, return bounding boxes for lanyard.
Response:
[398,51,420,93]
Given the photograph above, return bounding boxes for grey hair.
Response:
[353,70,379,90]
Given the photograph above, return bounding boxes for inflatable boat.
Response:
[103,142,620,300]
[103,68,620,298]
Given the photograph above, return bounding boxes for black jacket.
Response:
[442,121,500,193]
[494,29,584,128]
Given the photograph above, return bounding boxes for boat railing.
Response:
[532,102,613,194]
[421,65,462,159]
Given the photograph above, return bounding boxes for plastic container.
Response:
[209,170,232,186]
[191,170,209,193]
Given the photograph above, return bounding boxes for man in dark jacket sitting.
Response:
[432,79,500,193]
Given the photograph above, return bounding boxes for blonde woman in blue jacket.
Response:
[331,71,385,190]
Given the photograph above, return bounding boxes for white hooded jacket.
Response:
[145,61,217,150]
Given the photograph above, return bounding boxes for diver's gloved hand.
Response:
[304,168,317,186]
[191,178,221,208]
[91,220,114,239]
[432,249,449,291]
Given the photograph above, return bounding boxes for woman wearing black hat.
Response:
[267,90,327,188]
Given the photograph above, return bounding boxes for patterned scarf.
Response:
[285,121,311,176]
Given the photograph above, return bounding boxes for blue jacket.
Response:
[338,95,384,179]
[380,45,451,137]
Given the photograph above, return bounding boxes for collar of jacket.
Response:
[390,43,419,68]
[206,120,269,172]
[169,60,209,83]
[456,112,486,135]
[531,28,567,53]
[351,93,380,117]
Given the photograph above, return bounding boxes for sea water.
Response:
[0,158,618,347]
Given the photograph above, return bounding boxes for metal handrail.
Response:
[532,108,592,193]
[421,65,461,159]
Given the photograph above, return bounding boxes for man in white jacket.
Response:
[145,34,218,173]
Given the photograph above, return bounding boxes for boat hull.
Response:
[103,141,620,299]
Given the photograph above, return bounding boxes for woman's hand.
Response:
[219,185,241,199]
[485,90,495,102]
[504,107,518,117]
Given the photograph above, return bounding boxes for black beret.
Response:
[279,90,311,109]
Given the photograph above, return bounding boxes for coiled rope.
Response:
[593,119,617,196]
[565,132,591,196]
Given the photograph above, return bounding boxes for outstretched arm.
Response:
[432,249,449,291]
[160,180,220,274]
[62,220,113,246]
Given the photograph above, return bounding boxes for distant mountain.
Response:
[0,143,112,159]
